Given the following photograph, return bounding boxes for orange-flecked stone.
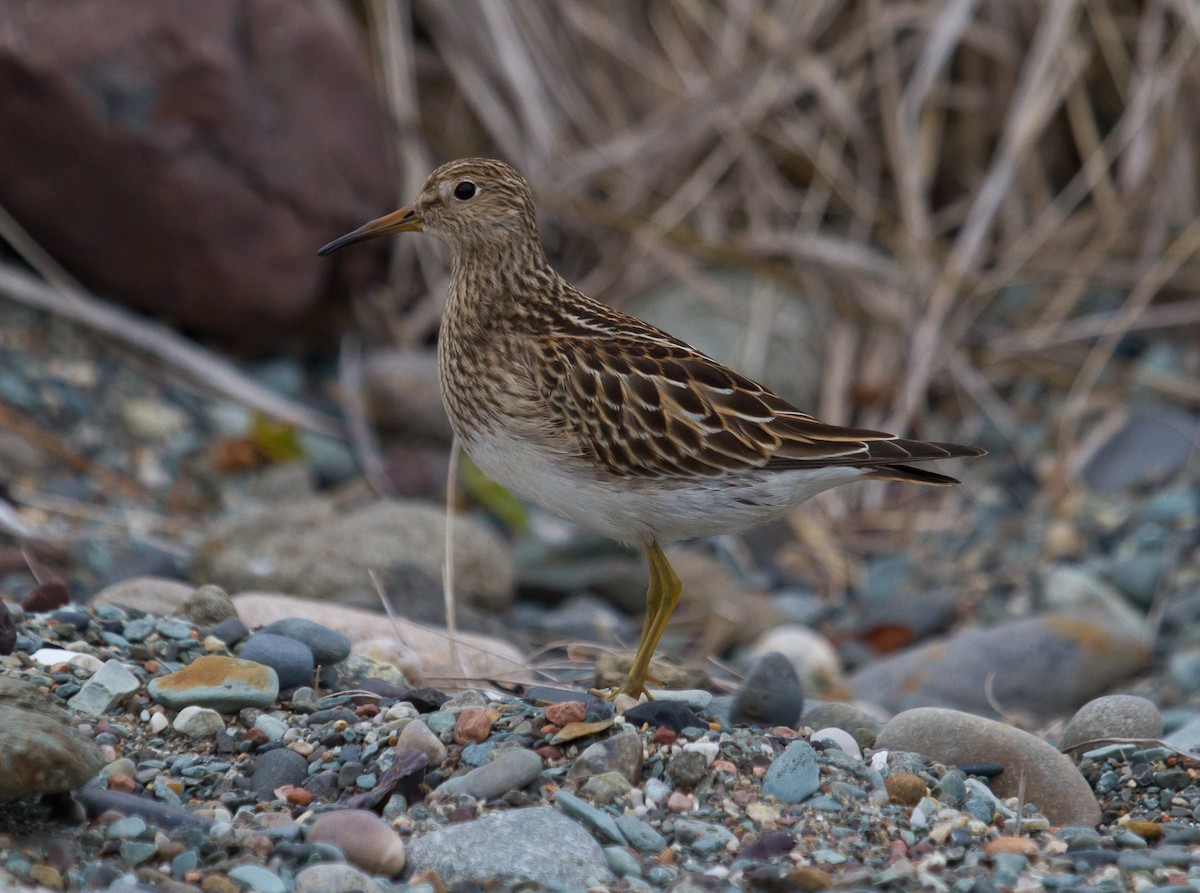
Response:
[107,773,136,794]
[453,707,493,745]
[711,759,738,775]
[544,701,586,727]
[285,786,314,806]
[985,836,1039,857]
[148,655,278,712]
[884,773,926,806]
[1124,820,1163,840]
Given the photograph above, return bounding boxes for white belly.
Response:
[461,425,866,545]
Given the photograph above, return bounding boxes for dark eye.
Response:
[453,181,477,200]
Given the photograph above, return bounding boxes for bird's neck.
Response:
[445,237,559,330]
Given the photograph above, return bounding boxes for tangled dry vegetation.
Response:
[358,0,1200,533]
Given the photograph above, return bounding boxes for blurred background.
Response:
[1,0,1197,717]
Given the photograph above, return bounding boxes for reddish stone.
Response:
[284,786,313,807]
[106,773,136,794]
[355,703,379,718]
[544,701,587,727]
[535,745,562,761]
[452,707,493,745]
[21,579,70,612]
[0,0,394,348]
[651,726,678,745]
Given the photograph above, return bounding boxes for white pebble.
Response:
[811,727,861,760]
[149,713,170,734]
[173,705,225,738]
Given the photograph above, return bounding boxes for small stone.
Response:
[668,749,709,790]
[567,728,644,785]
[762,740,820,803]
[149,712,170,734]
[261,617,351,666]
[293,864,382,893]
[253,714,288,742]
[616,813,667,853]
[307,809,406,875]
[210,617,250,646]
[1060,694,1163,753]
[182,585,238,626]
[667,790,694,812]
[28,865,63,890]
[884,773,926,806]
[227,865,285,893]
[438,748,542,800]
[249,747,309,801]
[0,677,104,800]
[985,836,1039,857]
[67,659,141,717]
[21,579,70,612]
[554,788,627,843]
[395,719,447,768]
[731,651,805,727]
[149,655,279,712]
[238,633,314,690]
[811,726,862,760]
[544,700,587,726]
[582,771,631,804]
[624,699,700,734]
[453,706,493,744]
[173,705,224,738]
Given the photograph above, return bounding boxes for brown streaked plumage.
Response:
[320,158,984,699]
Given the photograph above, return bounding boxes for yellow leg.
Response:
[617,541,681,699]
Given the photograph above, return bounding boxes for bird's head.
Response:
[319,158,539,256]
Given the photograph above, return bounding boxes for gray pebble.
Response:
[239,633,315,690]
[261,617,351,666]
[761,740,820,803]
[437,748,542,800]
[730,652,804,728]
[249,747,308,800]
[1060,694,1163,753]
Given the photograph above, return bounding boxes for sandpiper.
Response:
[320,158,983,698]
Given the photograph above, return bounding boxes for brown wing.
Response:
[531,329,983,481]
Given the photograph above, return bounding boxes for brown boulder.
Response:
[0,0,393,347]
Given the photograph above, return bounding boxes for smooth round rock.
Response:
[731,651,805,728]
[261,617,351,666]
[182,584,238,626]
[395,719,447,768]
[405,806,612,889]
[1060,695,1163,753]
[877,707,1102,827]
[172,705,224,738]
[849,615,1152,721]
[149,655,278,712]
[238,633,315,690]
[0,677,104,800]
[307,809,406,875]
[249,747,309,801]
[437,748,542,800]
